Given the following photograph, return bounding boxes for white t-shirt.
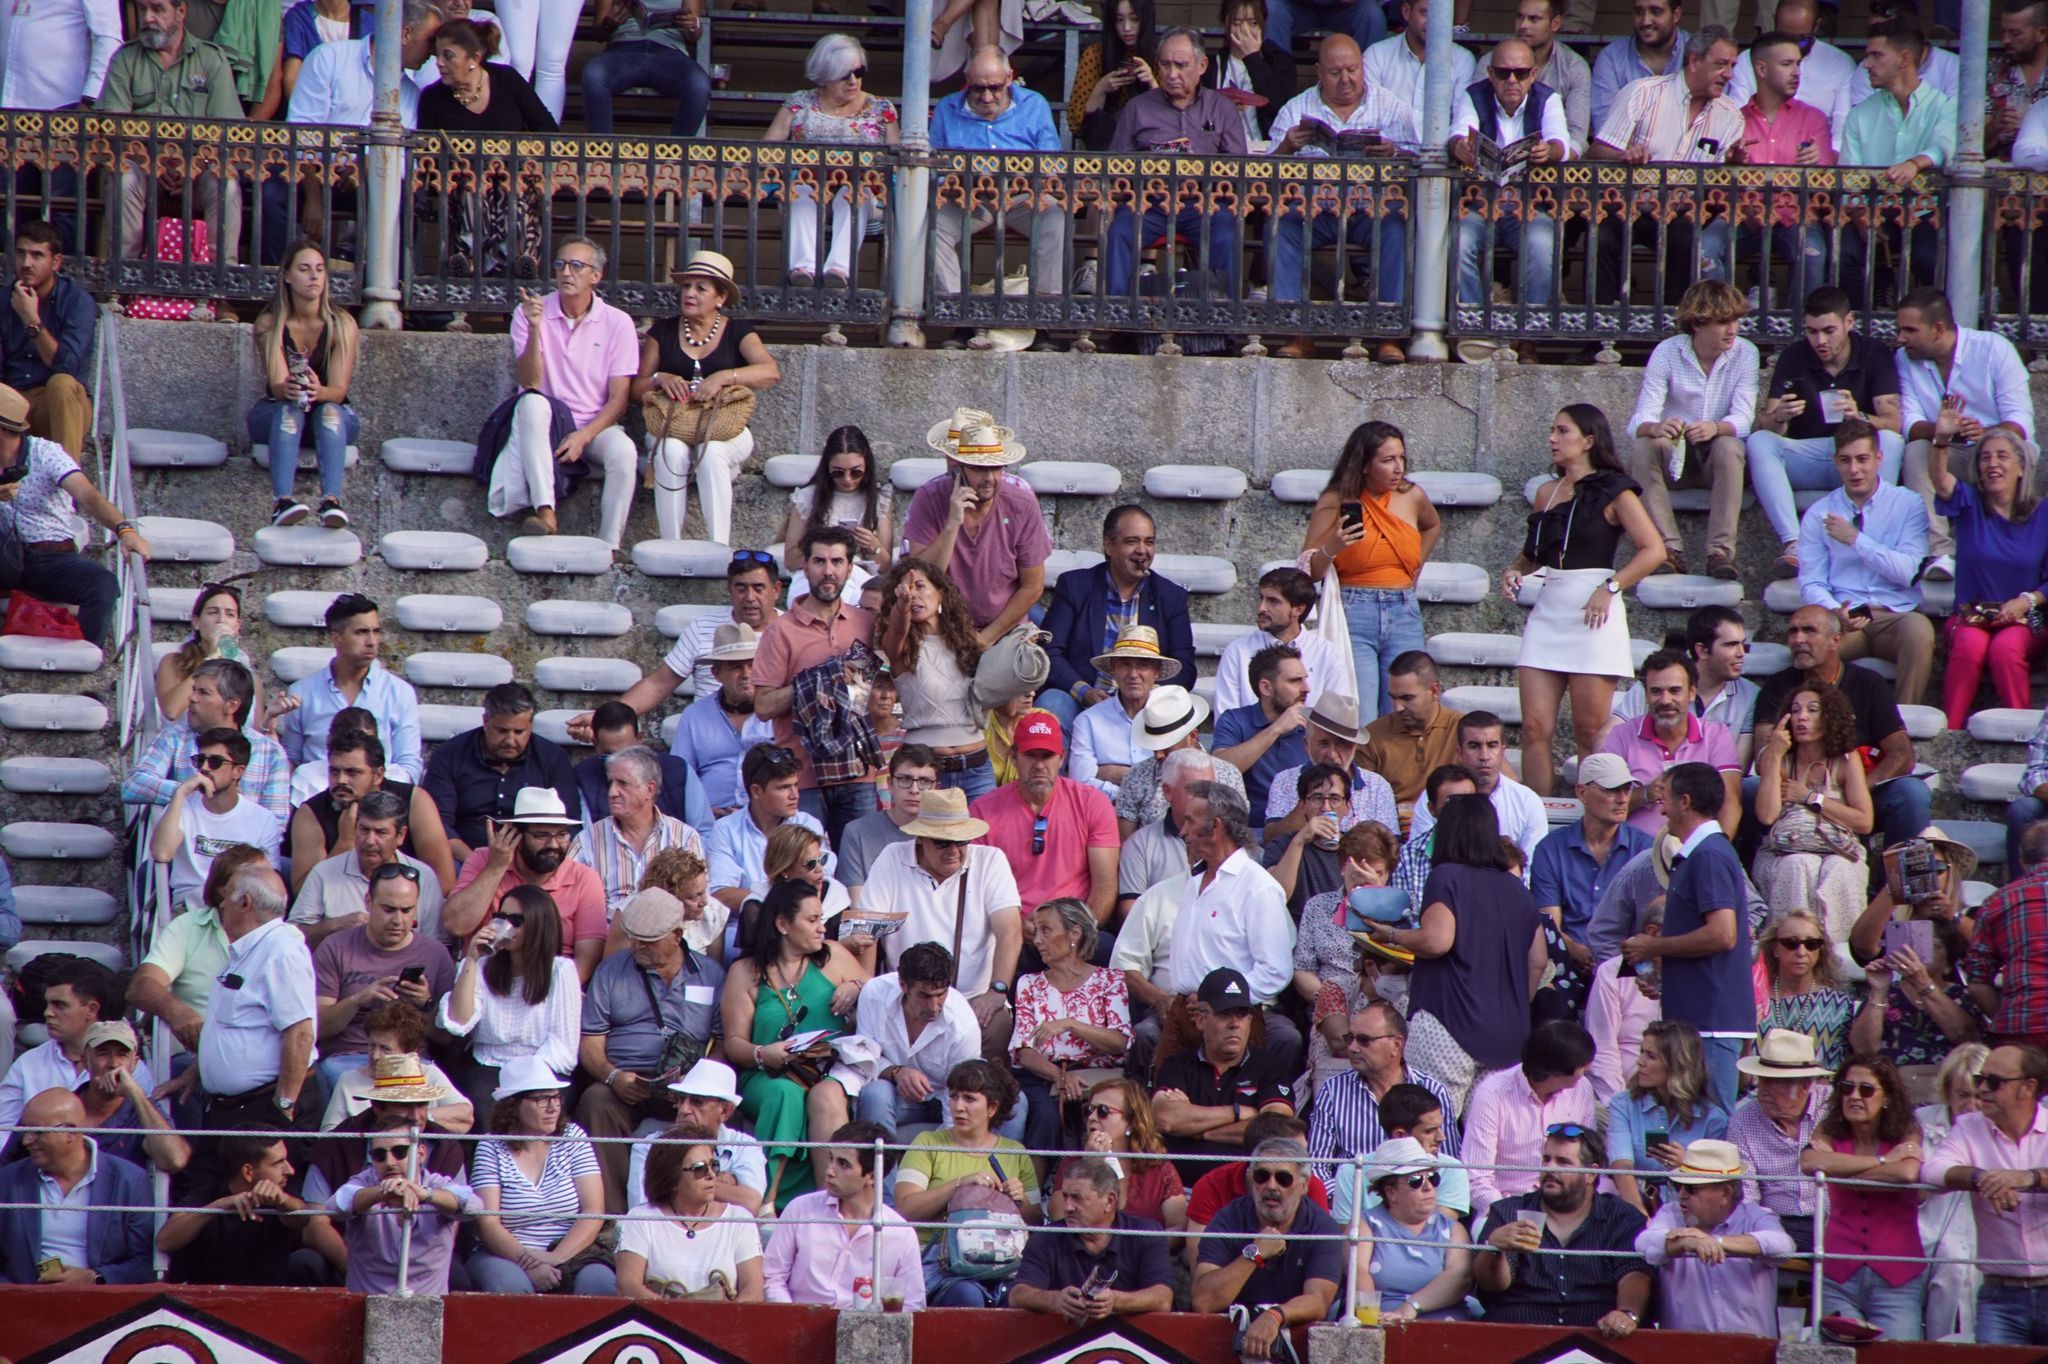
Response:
[170,791,284,902]
[867,842,1021,997]
[617,1200,763,1293]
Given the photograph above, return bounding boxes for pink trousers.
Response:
[1943,615,2048,729]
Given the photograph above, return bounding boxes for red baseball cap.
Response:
[1015,710,1064,755]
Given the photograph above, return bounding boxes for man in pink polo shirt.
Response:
[492,237,642,548]
[753,526,877,849]
[971,711,1120,931]
[1598,649,1741,838]
[1925,1044,2048,1345]
[1732,29,1834,301]
[903,415,1052,643]
[440,787,609,984]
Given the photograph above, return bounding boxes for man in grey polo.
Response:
[290,790,445,948]
[572,888,726,1212]
[1118,747,1210,914]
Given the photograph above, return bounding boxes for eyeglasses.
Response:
[552,257,598,273]
[1086,1104,1125,1121]
[368,1144,412,1162]
[1250,1168,1297,1188]
[1400,1172,1443,1190]
[1976,1073,2026,1092]
[965,81,1008,96]
[372,863,422,884]
[1031,815,1048,856]
[680,1159,720,1177]
[1490,65,1533,79]
[493,911,526,928]
[1546,1123,1592,1139]
[1776,936,1826,953]
[1347,1032,1398,1046]
[892,774,938,791]
[844,65,868,81]
[192,753,233,772]
[1836,1080,1882,1099]
[731,549,778,568]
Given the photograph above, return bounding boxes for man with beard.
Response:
[1613,606,1760,765]
[1477,1125,1652,1337]
[1040,506,1195,732]
[1992,0,2048,160]
[1213,568,1344,716]
[423,682,580,862]
[903,417,1051,645]
[1191,1137,1342,1356]
[1214,644,1311,833]
[1599,651,1740,837]
[668,623,774,820]
[1726,0,1854,145]
[0,223,96,458]
[287,729,456,897]
[1360,652,1465,831]
[1589,0,1686,129]
[441,787,607,981]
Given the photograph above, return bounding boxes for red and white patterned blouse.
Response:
[1011,967,1132,1067]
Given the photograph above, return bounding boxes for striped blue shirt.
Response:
[1305,1066,1462,1180]
[471,1124,600,1252]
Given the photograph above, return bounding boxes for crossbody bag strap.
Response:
[950,862,970,988]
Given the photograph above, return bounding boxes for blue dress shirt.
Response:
[0,275,95,390]
[930,82,1061,151]
[278,660,423,782]
[1797,482,1929,614]
[670,692,774,816]
[1529,819,1654,945]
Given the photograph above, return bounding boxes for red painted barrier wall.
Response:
[442,1296,844,1364]
[0,1286,364,1363]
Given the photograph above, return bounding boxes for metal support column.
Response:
[887,0,936,348]
[1407,0,1457,361]
[1947,0,1991,327]
[359,0,408,331]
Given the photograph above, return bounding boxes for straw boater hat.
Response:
[949,422,1026,468]
[1908,824,1980,880]
[673,250,739,305]
[1735,1028,1834,1080]
[1307,694,1371,747]
[1651,830,1684,888]
[1668,1138,1747,1186]
[1134,685,1207,752]
[896,787,990,841]
[1092,625,1181,680]
[370,1052,451,1104]
[925,406,1011,454]
[703,622,761,663]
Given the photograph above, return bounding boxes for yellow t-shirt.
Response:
[894,1131,1039,1244]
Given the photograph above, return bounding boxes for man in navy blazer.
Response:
[0,1088,154,1284]
[1038,506,1197,731]
[573,700,714,843]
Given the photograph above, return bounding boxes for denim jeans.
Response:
[799,779,879,853]
[942,761,998,802]
[1823,1266,1927,1340]
[1978,1281,2048,1346]
[1341,587,1423,720]
[1264,0,1385,51]
[1272,210,1406,304]
[466,1250,618,1295]
[1746,428,1905,544]
[1871,775,1933,853]
[1033,688,1082,734]
[581,40,712,136]
[248,397,358,500]
[1733,222,1828,301]
[1457,212,1557,306]
[1596,210,1731,304]
[1700,1035,1743,1114]
[2,549,119,647]
[1103,206,1238,296]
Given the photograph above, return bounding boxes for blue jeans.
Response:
[1701,1035,1743,1115]
[249,397,358,500]
[856,1081,1027,1142]
[942,760,998,802]
[314,1052,365,1096]
[1034,689,1082,733]
[1872,776,1932,854]
[466,1250,618,1295]
[1457,212,1557,307]
[2007,796,2045,878]
[1746,428,1905,544]
[1978,1281,2048,1346]
[1271,209,1406,304]
[1103,205,1238,296]
[1264,0,1385,51]
[1734,222,1828,302]
[581,40,711,136]
[1823,1266,1926,1340]
[1341,587,1423,720]
[1,548,119,647]
[799,779,879,854]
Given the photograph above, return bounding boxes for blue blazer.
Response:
[573,750,715,844]
[1041,564,1199,699]
[0,1147,154,1284]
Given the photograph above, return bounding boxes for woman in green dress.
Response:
[721,879,868,1207]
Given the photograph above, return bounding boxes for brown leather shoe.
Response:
[1706,552,1740,581]
[1654,549,1687,575]
[1375,341,1406,365]
[1276,335,1316,359]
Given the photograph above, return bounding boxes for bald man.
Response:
[929,46,1064,326]
[1451,39,1571,320]
[0,1088,154,1283]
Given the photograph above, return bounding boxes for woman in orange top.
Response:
[1301,422,1442,718]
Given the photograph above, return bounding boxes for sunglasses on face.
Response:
[1250,1167,1297,1188]
[1400,1172,1444,1190]
[799,856,823,872]
[1491,65,1533,79]
[1976,1073,2025,1092]
[493,911,526,928]
[828,463,866,481]
[369,1144,412,1162]
[1777,937,1826,953]
[193,753,234,772]
[680,1159,720,1177]
[845,66,868,81]
[1032,815,1048,856]
[1836,1080,1881,1099]
[965,81,1007,96]
[1348,1032,1397,1046]
[1086,1103,1125,1121]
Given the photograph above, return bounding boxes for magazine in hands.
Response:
[1473,131,1540,183]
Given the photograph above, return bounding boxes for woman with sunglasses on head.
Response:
[1606,1019,1729,1216]
[763,35,899,287]
[1356,1136,1473,1323]
[466,1056,615,1295]
[1753,681,1873,944]
[722,879,866,1208]
[617,1138,765,1301]
[758,822,853,953]
[1011,897,1132,1174]
[782,426,892,575]
[250,240,360,530]
[1914,1042,1989,1340]
[876,559,991,798]
[1047,1077,1186,1231]
[894,1057,1041,1307]
[156,582,250,723]
[439,883,583,1128]
[1759,909,1859,1073]
[1801,1053,1927,1339]
[634,251,781,547]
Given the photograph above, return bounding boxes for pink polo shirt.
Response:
[450,848,609,952]
[752,597,877,790]
[971,776,1119,915]
[1740,97,1837,227]
[508,291,641,428]
[1926,1106,2048,1277]
[902,475,1054,630]
[1600,713,1740,835]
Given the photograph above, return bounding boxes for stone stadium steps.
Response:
[250,443,361,472]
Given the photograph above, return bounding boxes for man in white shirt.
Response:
[148,726,285,908]
[1214,567,1344,714]
[1724,0,1853,144]
[1406,710,1550,866]
[0,0,120,110]
[1894,286,2035,577]
[291,789,446,947]
[1363,0,1475,117]
[1451,39,1573,317]
[189,864,318,1133]
[1108,870,1189,1076]
[286,0,439,126]
[854,943,1021,1138]
[0,957,153,1132]
[1167,781,1301,1074]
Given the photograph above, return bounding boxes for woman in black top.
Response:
[630,250,782,545]
[418,19,557,278]
[1499,404,1665,796]
[1202,0,1297,140]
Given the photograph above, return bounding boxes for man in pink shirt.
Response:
[1732,29,1834,307]
[1925,1044,2048,1345]
[903,417,1052,642]
[753,526,878,848]
[971,711,1120,930]
[1462,1019,1598,1222]
[1598,650,1741,838]
[439,787,609,983]
[761,1119,925,1308]
[491,238,641,548]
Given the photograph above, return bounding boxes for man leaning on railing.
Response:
[1924,1042,2048,1348]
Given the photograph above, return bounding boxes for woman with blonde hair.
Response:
[758,821,852,945]
[249,239,358,530]
[1759,908,1858,1072]
[1753,681,1873,943]
[1916,1042,1989,1339]
[1605,1019,1728,1215]
[876,558,991,799]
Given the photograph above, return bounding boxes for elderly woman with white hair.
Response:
[1011,896,1132,1168]
[762,35,900,288]
[1928,425,2048,729]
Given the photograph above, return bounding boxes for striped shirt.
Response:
[471,1126,601,1252]
[1305,1066,1461,1179]
[1729,1086,1828,1217]
[662,608,740,697]
[572,813,704,919]
[1594,71,1743,163]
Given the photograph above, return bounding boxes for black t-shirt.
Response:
[1766,334,1901,442]
[165,1175,304,1285]
[1262,838,1341,918]
[417,64,561,133]
[648,315,761,384]
[1155,1045,1295,1181]
[1194,1195,1345,1305]
[1754,663,1904,749]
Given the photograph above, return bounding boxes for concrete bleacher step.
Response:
[0,756,112,794]
[1635,576,1743,610]
[263,590,343,629]
[404,653,515,689]
[535,656,643,693]
[253,526,363,568]
[1936,819,2008,869]
[1144,465,1249,501]
[419,703,481,742]
[1,822,117,861]
[1016,461,1123,497]
[1763,580,1801,614]
[1442,685,1521,724]
[126,429,228,469]
[1764,576,1957,619]
[1192,623,1239,657]
[269,648,334,683]
[395,594,504,634]
[250,443,361,472]
[1748,642,1792,676]
[1899,705,1948,741]
[7,940,123,972]
[632,539,734,578]
[532,709,590,747]
[1968,709,2040,744]
[380,437,476,475]
[1415,562,1488,605]
[146,586,199,623]
[655,603,725,638]
[0,637,103,674]
[1268,470,1506,508]
[887,458,947,493]
[1961,763,2025,803]
[1153,554,1234,595]
[15,885,119,925]
[528,600,634,637]
[380,531,490,572]
[507,536,614,575]
[134,516,233,564]
[0,694,105,732]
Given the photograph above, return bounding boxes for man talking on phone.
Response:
[311,860,456,1093]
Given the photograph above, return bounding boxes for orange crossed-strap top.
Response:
[1334,490,1422,588]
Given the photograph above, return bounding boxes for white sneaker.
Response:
[1921,554,1955,583]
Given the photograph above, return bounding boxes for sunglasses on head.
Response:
[1836,1080,1881,1099]
[1250,1167,1297,1188]
[1546,1123,1592,1139]
[1031,815,1048,856]
[1400,1171,1443,1190]
[731,549,778,568]
[369,1144,412,1162]
[193,753,234,772]
[1777,936,1826,953]
[372,863,422,884]
[493,911,526,928]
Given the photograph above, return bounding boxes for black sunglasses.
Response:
[1976,1073,2025,1092]
[1836,1080,1881,1098]
[372,863,422,884]
[1031,815,1048,856]
[845,65,868,80]
[1086,1103,1124,1121]
[368,1144,412,1162]
[493,911,526,928]
[965,81,1007,96]
[1400,1172,1444,1190]
[1490,65,1532,79]
[192,753,234,772]
[1777,936,1826,953]
[1250,1167,1297,1188]
[777,1003,812,1041]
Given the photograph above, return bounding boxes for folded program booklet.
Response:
[1473,131,1540,183]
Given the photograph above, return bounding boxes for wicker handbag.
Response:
[643,384,755,447]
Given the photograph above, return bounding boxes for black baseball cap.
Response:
[1197,968,1254,1012]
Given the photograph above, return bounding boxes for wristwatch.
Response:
[1240,1243,1267,1268]
[273,1095,295,1118]
[23,323,41,339]
[1603,578,1622,595]
[990,980,1010,996]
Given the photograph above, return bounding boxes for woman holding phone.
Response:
[1498,404,1664,795]
[1300,421,1441,721]
[1605,1020,1728,1216]
[1069,0,1157,149]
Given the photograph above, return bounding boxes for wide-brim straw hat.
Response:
[950,423,1026,467]
[370,1052,451,1104]
[1092,625,1181,680]
[896,786,990,841]
[926,406,1009,454]
[1909,824,1980,880]
[1669,1138,1747,1186]
[673,250,740,304]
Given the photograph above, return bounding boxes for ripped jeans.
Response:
[248,397,358,500]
